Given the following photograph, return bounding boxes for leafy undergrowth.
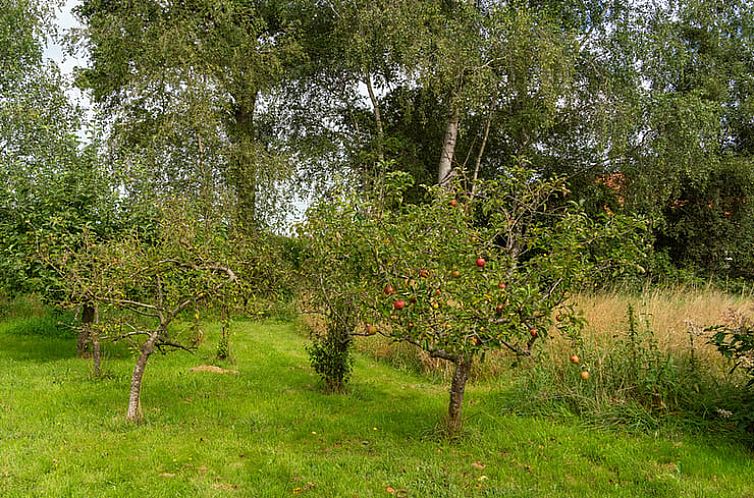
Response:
[1,315,754,497]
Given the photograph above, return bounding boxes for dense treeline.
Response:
[68,0,754,280]
[2,0,753,282]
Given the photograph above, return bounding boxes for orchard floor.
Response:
[1,314,753,497]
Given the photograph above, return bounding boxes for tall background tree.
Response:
[73,0,305,229]
[1,0,117,301]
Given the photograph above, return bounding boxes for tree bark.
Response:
[126,334,157,422]
[229,91,258,231]
[470,113,492,201]
[78,304,96,357]
[92,335,102,378]
[438,107,461,186]
[365,73,384,163]
[216,304,230,360]
[447,355,473,436]
[89,306,101,377]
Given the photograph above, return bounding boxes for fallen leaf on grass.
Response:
[471,461,486,470]
[292,482,316,494]
[385,486,408,497]
[159,473,176,478]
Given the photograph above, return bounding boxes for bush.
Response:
[307,321,354,393]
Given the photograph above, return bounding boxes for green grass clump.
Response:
[1,312,754,497]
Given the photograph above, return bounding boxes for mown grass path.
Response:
[1,316,753,497]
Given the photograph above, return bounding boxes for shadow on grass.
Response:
[0,335,78,363]
[0,329,134,364]
[1,314,76,339]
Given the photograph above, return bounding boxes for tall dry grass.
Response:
[352,287,754,380]
[574,287,749,355]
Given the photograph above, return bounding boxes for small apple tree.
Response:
[51,202,241,422]
[304,169,647,434]
[302,189,379,392]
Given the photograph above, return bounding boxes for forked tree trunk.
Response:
[126,334,158,422]
[447,355,473,436]
[438,107,461,186]
[78,304,96,357]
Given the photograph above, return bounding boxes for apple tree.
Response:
[301,180,385,392]
[49,201,244,422]
[304,169,648,434]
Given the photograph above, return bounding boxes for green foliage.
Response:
[306,323,353,393]
[67,0,754,281]
[0,0,119,304]
[2,313,75,340]
[308,168,646,356]
[709,312,754,387]
[655,158,754,279]
[74,0,305,229]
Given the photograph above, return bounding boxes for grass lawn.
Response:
[1,313,753,497]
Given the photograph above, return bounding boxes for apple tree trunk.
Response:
[126,334,158,422]
[88,306,101,377]
[447,354,473,436]
[216,304,230,360]
[92,334,102,378]
[78,303,96,357]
